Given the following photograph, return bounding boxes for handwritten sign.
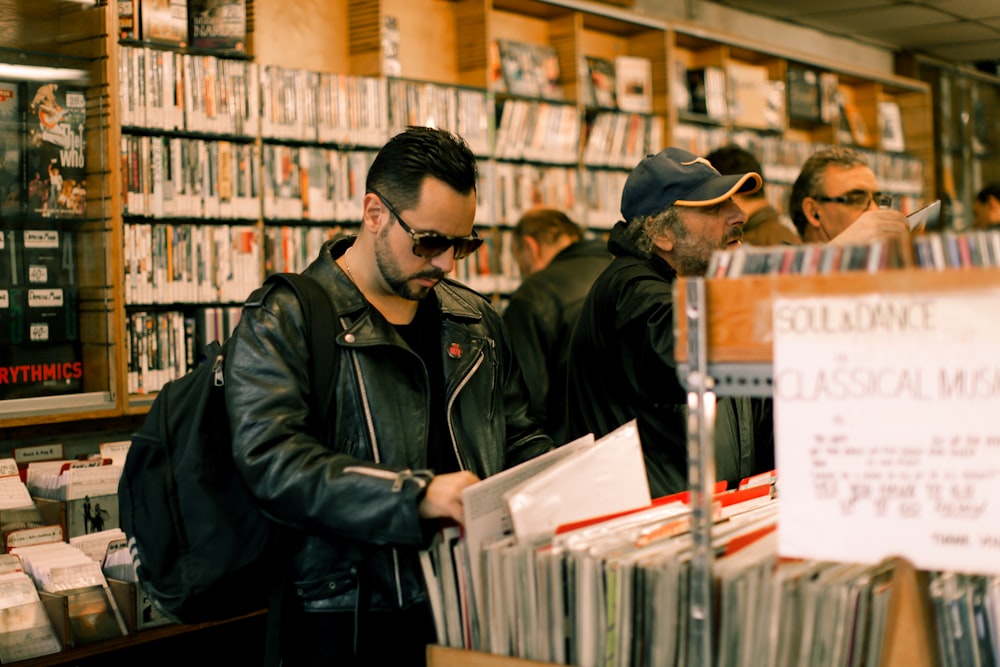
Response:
[773,290,1000,574]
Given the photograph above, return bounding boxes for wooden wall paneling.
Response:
[690,42,728,71]
[344,0,462,82]
[456,0,491,88]
[51,1,106,58]
[491,8,551,45]
[808,120,838,147]
[384,0,460,84]
[255,0,349,72]
[579,24,625,59]
[549,13,583,104]
[895,89,936,200]
[0,0,97,53]
[781,127,819,145]
[729,45,782,80]
[348,0,382,76]
[245,0,256,55]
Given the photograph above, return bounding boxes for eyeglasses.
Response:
[813,191,893,210]
[369,189,483,260]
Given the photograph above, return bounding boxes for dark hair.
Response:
[705,144,765,200]
[366,126,478,210]
[514,208,582,245]
[976,183,1000,203]
[789,146,869,236]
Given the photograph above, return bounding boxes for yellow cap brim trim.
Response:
[675,172,763,207]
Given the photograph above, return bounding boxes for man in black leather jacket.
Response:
[503,208,611,443]
[224,127,553,666]
[566,147,775,498]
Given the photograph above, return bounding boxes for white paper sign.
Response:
[773,290,1000,573]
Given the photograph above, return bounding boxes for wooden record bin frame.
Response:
[674,268,1000,667]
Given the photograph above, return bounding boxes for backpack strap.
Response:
[250,272,341,667]
[260,272,339,424]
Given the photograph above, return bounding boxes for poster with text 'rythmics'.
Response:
[773,289,1000,574]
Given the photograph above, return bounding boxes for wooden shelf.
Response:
[428,645,565,667]
[426,556,940,667]
[674,267,1000,365]
[11,610,266,667]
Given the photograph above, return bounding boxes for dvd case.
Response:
[25,83,86,219]
[188,0,247,52]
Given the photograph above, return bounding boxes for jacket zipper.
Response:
[212,352,224,386]
[341,466,431,493]
[446,350,484,472]
[348,335,484,607]
[348,344,407,606]
[349,347,381,464]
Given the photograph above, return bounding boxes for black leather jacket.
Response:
[566,222,774,497]
[503,238,612,443]
[225,237,552,613]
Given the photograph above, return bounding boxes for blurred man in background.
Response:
[504,208,611,443]
[706,144,801,246]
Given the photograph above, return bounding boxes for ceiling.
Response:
[712,0,1000,73]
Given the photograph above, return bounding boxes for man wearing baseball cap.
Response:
[566,147,775,497]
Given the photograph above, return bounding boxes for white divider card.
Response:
[0,459,32,510]
[99,441,131,468]
[772,289,1000,573]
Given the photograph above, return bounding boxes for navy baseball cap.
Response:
[621,147,762,221]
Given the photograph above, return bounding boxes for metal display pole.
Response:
[684,277,717,666]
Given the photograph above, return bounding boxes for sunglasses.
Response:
[369,189,483,260]
[813,191,893,210]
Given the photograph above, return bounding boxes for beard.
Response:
[671,225,743,277]
[374,227,445,300]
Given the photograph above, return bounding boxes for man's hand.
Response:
[831,209,909,247]
[418,470,481,525]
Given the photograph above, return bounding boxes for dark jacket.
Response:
[224,237,552,614]
[502,238,612,444]
[566,222,774,497]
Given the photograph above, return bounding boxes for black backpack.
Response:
[119,272,338,624]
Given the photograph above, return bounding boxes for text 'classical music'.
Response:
[776,365,1000,401]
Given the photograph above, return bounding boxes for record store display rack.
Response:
[0,0,984,664]
[672,241,1000,667]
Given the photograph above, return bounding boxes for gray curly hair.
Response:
[622,206,684,258]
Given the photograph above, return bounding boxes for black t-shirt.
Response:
[394,295,458,473]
